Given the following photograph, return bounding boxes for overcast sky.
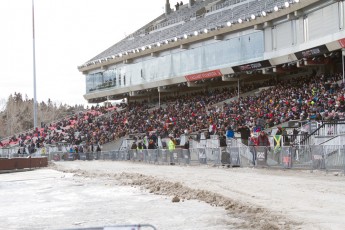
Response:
[0,0,164,106]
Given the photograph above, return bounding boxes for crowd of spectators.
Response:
[1,72,344,152]
[223,73,344,131]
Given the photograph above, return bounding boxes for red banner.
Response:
[185,70,222,82]
[339,38,345,48]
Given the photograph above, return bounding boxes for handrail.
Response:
[318,135,339,146]
[298,120,345,145]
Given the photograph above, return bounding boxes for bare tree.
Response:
[0,93,84,138]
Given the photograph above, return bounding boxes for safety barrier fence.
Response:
[253,145,345,172]
[0,144,69,157]
[2,146,345,173]
[51,146,344,172]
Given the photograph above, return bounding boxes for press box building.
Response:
[78,0,345,103]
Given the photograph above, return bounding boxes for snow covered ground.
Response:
[0,169,234,230]
[1,161,345,229]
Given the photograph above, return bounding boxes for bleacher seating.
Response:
[87,0,291,63]
[2,72,344,152]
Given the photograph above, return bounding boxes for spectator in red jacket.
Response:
[257,131,270,147]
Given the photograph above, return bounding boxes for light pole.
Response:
[158,86,162,108]
[342,48,345,83]
[237,78,240,99]
[32,0,38,128]
[159,87,161,107]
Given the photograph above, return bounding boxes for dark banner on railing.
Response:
[232,60,271,73]
[255,146,267,166]
[294,45,329,59]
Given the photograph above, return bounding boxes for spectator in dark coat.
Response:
[237,125,251,146]
[148,139,156,149]
[257,131,270,147]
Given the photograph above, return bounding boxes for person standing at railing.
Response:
[274,126,285,163]
[292,128,299,143]
[85,143,90,160]
[131,142,137,150]
[237,125,251,146]
[148,139,156,149]
[137,141,146,150]
[183,137,191,164]
[168,136,175,150]
[143,135,149,149]
[219,133,227,147]
[129,141,137,160]
[137,141,144,161]
[147,138,157,162]
[96,143,101,160]
[249,134,257,165]
[168,136,176,165]
[226,126,234,139]
[149,132,158,146]
[90,143,94,160]
[257,131,270,146]
[73,145,80,160]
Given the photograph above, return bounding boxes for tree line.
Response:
[0,92,85,139]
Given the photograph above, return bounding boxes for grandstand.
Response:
[3,4,345,229]
[78,0,345,104]
[2,0,345,171]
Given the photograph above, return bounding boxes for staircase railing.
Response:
[298,120,345,146]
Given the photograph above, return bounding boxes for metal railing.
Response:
[39,144,344,173]
[2,140,345,174]
[253,145,345,171]
[298,120,345,146]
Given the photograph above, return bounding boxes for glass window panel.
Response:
[86,31,264,94]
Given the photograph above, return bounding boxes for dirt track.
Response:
[52,161,345,230]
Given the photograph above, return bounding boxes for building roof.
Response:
[80,0,289,68]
